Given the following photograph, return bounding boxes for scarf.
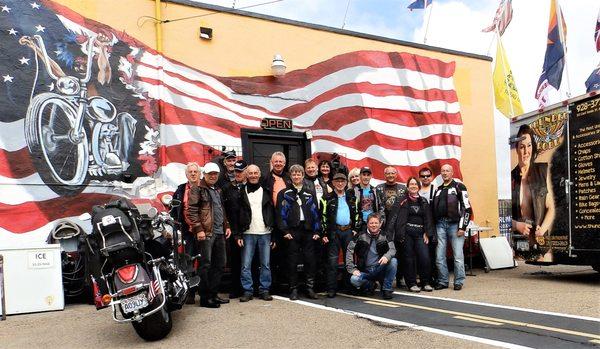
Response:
[246,181,261,193]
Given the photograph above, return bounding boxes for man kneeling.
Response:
[346,213,397,300]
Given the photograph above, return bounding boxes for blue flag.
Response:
[535,0,566,105]
[408,0,432,11]
[585,65,600,93]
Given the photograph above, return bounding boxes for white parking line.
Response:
[273,295,533,349]
[392,291,600,322]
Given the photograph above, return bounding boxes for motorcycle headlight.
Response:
[56,76,80,95]
[86,96,117,123]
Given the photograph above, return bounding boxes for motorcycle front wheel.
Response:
[25,93,89,196]
[132,305,173,341]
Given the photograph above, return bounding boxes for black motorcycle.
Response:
[82,197,198,341]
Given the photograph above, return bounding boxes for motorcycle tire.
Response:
[24,92,89,196]
[131,306,173,341]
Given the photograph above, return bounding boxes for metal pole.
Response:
[423,1,433,44]
[0,255,6,321]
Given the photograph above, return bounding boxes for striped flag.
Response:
[482,0,514,36]
[147,279,161,302]
[0,0,463,240]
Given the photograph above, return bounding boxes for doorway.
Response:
[240,129,311,176]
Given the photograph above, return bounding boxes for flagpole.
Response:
[496,28,515,117]
[423,1,433,44]
[555,0,572,98]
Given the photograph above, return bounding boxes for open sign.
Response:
[260,118,292,131]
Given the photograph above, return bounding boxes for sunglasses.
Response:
[419,174,431,178]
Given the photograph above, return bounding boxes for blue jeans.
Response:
[350,257,398,291]
[435,219,465,286]
[241,234,272,293]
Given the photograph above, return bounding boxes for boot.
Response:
[289,289,299,301]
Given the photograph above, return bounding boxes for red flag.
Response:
[482,0,514,36]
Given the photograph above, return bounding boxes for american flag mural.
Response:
[0,0,463,242]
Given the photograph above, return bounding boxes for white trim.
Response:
[392,291,600,323]
[273,295,532,349]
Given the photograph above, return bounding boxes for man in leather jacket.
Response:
[186,162,232,308]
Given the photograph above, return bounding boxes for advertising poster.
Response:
[510,107,568,262]
[569,96,600,252]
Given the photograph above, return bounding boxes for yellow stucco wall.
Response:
[58,0,499,233]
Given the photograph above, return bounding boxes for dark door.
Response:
[241,129,311,176]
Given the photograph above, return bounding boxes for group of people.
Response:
[172,149,473,308]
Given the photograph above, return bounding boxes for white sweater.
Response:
[245,187,270,235]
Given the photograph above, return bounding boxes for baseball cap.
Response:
[234,160,248,172]
[332,172,347,181]
[360,166,372,174]
[223,150,237,159]
[203,162,221,174]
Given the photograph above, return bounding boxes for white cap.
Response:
[202,162,221,174]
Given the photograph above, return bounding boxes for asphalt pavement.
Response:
[1,264,598,348]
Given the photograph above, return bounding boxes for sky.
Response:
[191,0,600,198]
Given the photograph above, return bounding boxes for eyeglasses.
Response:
[419,174,431,178]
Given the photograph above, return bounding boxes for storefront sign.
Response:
[260,118,292,131]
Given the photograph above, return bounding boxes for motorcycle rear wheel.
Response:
[131,305,173,341]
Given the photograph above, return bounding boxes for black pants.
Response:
[197,233,226,299]
[227,236,243,296]
[394,240,404,285]
[286,228,317,290]
[402,230,431,287]
[428,239,438,284]
[326,228,353,291]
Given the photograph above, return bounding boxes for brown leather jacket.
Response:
[185,179,230,237]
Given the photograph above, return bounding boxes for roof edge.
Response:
[164,0,493,62]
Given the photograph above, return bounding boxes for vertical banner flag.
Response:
[585,9,600,92]
[482,0,514,36]
[595,8,600,52]
[535,0,567,107]
[493,40,523,118]
[408,0,432,11]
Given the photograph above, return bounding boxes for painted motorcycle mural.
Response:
[19,34,136,196]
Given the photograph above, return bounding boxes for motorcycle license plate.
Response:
[121,293,149,314]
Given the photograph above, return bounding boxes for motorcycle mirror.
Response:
[170,199,181,208]
[78,212,92,221]
[161,194,173,206]
[147,207,158,219]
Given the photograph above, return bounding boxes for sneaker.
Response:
[259,292,273,301]
[306,288,318,299]
[434,283,448,290]
[289,289,299,301]
[239,293,253,302]
[453,284,463,291]
[326,290,336,298]
[409,285,421,293]
[422,284,434,292]
[382,290,393,300]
